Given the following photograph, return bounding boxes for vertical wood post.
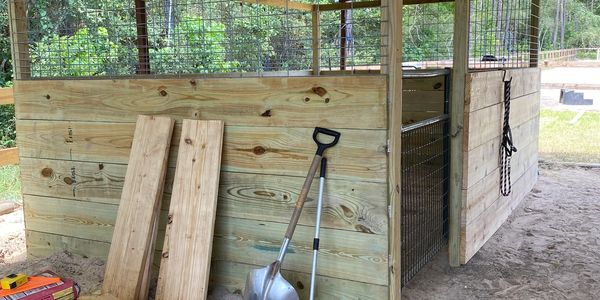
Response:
[529,0,540,67]
[339,0,349,70]
[8,0,31,80]
[312,9,321,75]
[135,0,151,74]
[449,0,470,267]
[386,0,402,298]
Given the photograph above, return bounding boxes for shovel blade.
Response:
[244,262,299,300]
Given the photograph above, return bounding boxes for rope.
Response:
[500,74,517,197]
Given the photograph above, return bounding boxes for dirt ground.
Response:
[403,163,600,299]
[1,163,599,299]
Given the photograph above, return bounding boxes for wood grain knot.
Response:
[168,214,173,224]
[355,224,375,234]
[162,252,169,258]
[63,177,74,185]
[189,79,197,86]
[98,163,104,170]
[261,109,272,117]
[304,97,310,103]
[340,205,354,218]
[325,97,330,103]
[433,82,443,90]
[296,281,304,290]
[254,190,276,197]
[41,168,53,177]
[158,87,168,96]
[45,94,51,100]
[185,138,193,145]
[253,146,266,155]
[312,86,327,97]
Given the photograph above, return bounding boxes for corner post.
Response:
[386,0,403,298]
[449,0,470,267]
[8,0,31,80]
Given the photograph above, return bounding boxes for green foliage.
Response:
[0,104,15,148]
[31,27,134,77]
[0,165,21,202]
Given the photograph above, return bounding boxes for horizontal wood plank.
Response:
[26,230,111,259]
[14,76,387,129]
[460,163,538,263]
[466,68,541,112]
[24,195,118,242]
[210,217,388,285]
[22,195,387,285]
[462,121,539,224]
[209,260,388,300]
[0,88,14,105]
[21,157,387,234]
[25,231,387,299]
[16,121,387,182]
[240,0,312,11]
[0,147,19,166]
[403,75,446,92]
[463,112,540,189]
[464,92,540,151]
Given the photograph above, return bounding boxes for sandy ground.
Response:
[2,163,599,299]
[403,163,600,299]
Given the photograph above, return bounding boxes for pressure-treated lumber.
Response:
[0,88,14,105]
[102,115,174,300]
[0,148,19,166]
[449,0,470,267]
[156,120,224,299]
[16,121,387,182]
[387,0,403,297]
[7,0,30,79]
[311,10,320,75]
[13,76,387,129]
[316,0,381,11]
[26,230,111,260]
[20,157,388,234]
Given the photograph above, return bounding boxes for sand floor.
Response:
[1,163,599,299]
[402,163,600,299]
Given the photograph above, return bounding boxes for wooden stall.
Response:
[7,0,543,297]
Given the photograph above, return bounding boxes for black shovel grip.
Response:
[313,127,341,156]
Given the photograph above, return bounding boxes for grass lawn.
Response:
[539,109,600,163]
[0,165,21,203]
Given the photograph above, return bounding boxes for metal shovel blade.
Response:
[244,262,299,300]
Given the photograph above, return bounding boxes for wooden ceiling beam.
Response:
[240,0,313,11]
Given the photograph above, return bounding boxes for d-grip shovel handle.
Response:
[313,127,341,156]
[284,127,341,241]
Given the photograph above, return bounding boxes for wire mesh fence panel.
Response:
[401,114,450,287]
[402,2,454,69]
[469,0,538,69]
[14,0,388,79]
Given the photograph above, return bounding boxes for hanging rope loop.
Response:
[500,71,516,197]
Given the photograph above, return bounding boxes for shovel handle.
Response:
[284,154,321,240]
[284,128,341,240]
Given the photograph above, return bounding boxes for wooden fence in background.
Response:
[0,87,18,166]
[540,48,600,63]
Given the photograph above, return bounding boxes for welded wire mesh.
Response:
[469,0,539,69]
[401,114,450,287]
[13,0,388,79]
[402,3,454,69]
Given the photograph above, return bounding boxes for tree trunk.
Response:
[560,0,565,49]
[552,0,560,48]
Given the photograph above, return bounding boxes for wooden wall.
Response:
[460,68,541,264]
[14,76,390,298]
[402,72,447,124]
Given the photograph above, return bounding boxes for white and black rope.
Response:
[500,74,517,197]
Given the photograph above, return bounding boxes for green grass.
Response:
[539,109,600,163]
[0,165,21,203]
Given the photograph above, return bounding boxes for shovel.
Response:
[244,127,341,300]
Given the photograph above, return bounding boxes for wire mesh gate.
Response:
[401,113,450,286]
